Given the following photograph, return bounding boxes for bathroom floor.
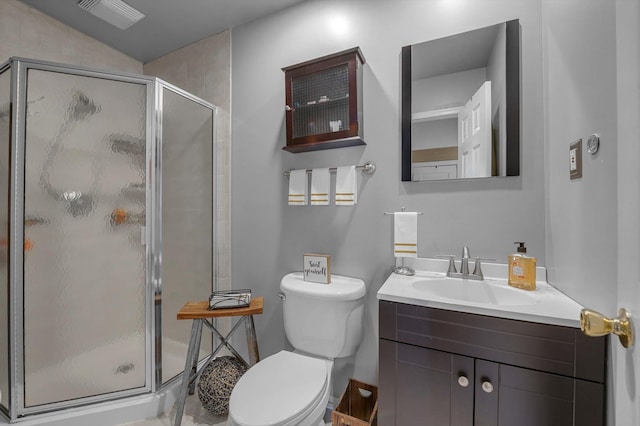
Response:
[119,394,227,426]
[118,394,334,426]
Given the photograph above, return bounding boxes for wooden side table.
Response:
[173,297,263,426]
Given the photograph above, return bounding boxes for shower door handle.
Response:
[140,225,146,245]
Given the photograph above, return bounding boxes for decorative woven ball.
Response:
[197,356,249,415]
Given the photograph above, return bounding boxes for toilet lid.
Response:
[229,351,328,426]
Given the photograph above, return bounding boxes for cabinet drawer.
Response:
[379,300,606,382]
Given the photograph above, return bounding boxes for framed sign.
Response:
[303,254,331,284]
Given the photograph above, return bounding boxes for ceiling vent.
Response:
[77,0,145,30]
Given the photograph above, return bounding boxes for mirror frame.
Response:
[401,19,521,182]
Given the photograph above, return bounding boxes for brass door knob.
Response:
[580,307,634,348]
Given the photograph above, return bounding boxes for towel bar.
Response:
[283,161,376,177]
[384,207,423,215]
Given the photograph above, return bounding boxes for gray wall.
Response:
[542,0,617,313]
[231,0,545,398]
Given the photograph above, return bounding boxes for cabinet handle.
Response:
[457,375,470,387]
[285,105,293,111]
[481,380,494,393]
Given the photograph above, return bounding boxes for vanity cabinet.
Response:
[282,47,365,153]
[378,301,607,426]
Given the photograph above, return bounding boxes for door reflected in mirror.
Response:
[401,20,520,181]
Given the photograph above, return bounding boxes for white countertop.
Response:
[377,258,584,328]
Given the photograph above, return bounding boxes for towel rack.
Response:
[385,207,422,276]
[384,207,423,215]
[283,160,376,177]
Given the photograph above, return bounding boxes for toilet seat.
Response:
[228,350,329,426]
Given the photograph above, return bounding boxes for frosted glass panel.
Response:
[23,70,147,407]
[161,88,214,383]
[0,69,10,412]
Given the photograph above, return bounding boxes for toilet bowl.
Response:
[228,351,332,426]
[228,272,365,426]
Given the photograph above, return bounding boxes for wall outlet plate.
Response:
[570,139,582,180]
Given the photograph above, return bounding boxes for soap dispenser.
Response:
[508,242,537,291]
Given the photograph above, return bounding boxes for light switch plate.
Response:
[570,139,582,180]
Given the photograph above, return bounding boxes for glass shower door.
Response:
[22,69,149,408]
[160,85,215,384]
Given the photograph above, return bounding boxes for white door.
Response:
[458,81,491,178]
[613,0,640,422]
[545,1,638,422]
[582,1,640,422]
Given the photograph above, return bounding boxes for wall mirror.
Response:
[401,19,520,181]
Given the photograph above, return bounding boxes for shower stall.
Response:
[0,57,217,422]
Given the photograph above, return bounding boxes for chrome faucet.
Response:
[460,246,471,275]
[442,247,487,281]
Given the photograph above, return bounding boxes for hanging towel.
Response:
[288,169,308,206]
[310,168,330,205]
[394,212,418,257]
[335,166,357,206]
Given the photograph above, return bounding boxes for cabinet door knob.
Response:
[481,380,494,393]
[285,105,293,111]
[457,375,470,387]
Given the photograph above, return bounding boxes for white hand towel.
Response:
[335,165,357,206]
[288,169,308,206]
[394,212,418,258]
[310,168,330,205]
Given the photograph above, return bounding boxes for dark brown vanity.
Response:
[378,300,606,425]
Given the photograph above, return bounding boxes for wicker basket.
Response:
[331,378,378,426]
[197,356,248,415]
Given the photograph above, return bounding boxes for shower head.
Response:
[63,191,95,218]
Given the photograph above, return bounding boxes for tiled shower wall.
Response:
[0,0,142,73]
[144,30,232,300]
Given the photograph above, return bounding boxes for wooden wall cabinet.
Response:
[282,47,365,153]
[378,301,607,426]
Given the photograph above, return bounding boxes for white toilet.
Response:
[228,272,366,426]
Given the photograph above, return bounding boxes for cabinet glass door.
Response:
[291,64,350,139]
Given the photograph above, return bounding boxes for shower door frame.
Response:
[6,58,157,420]
[152,78,218,388]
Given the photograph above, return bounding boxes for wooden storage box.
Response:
[331,378,378,426]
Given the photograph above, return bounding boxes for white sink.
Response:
[411,278,538,306]
[377,258,585,327]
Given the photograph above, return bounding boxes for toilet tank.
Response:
[280,272,365,359]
